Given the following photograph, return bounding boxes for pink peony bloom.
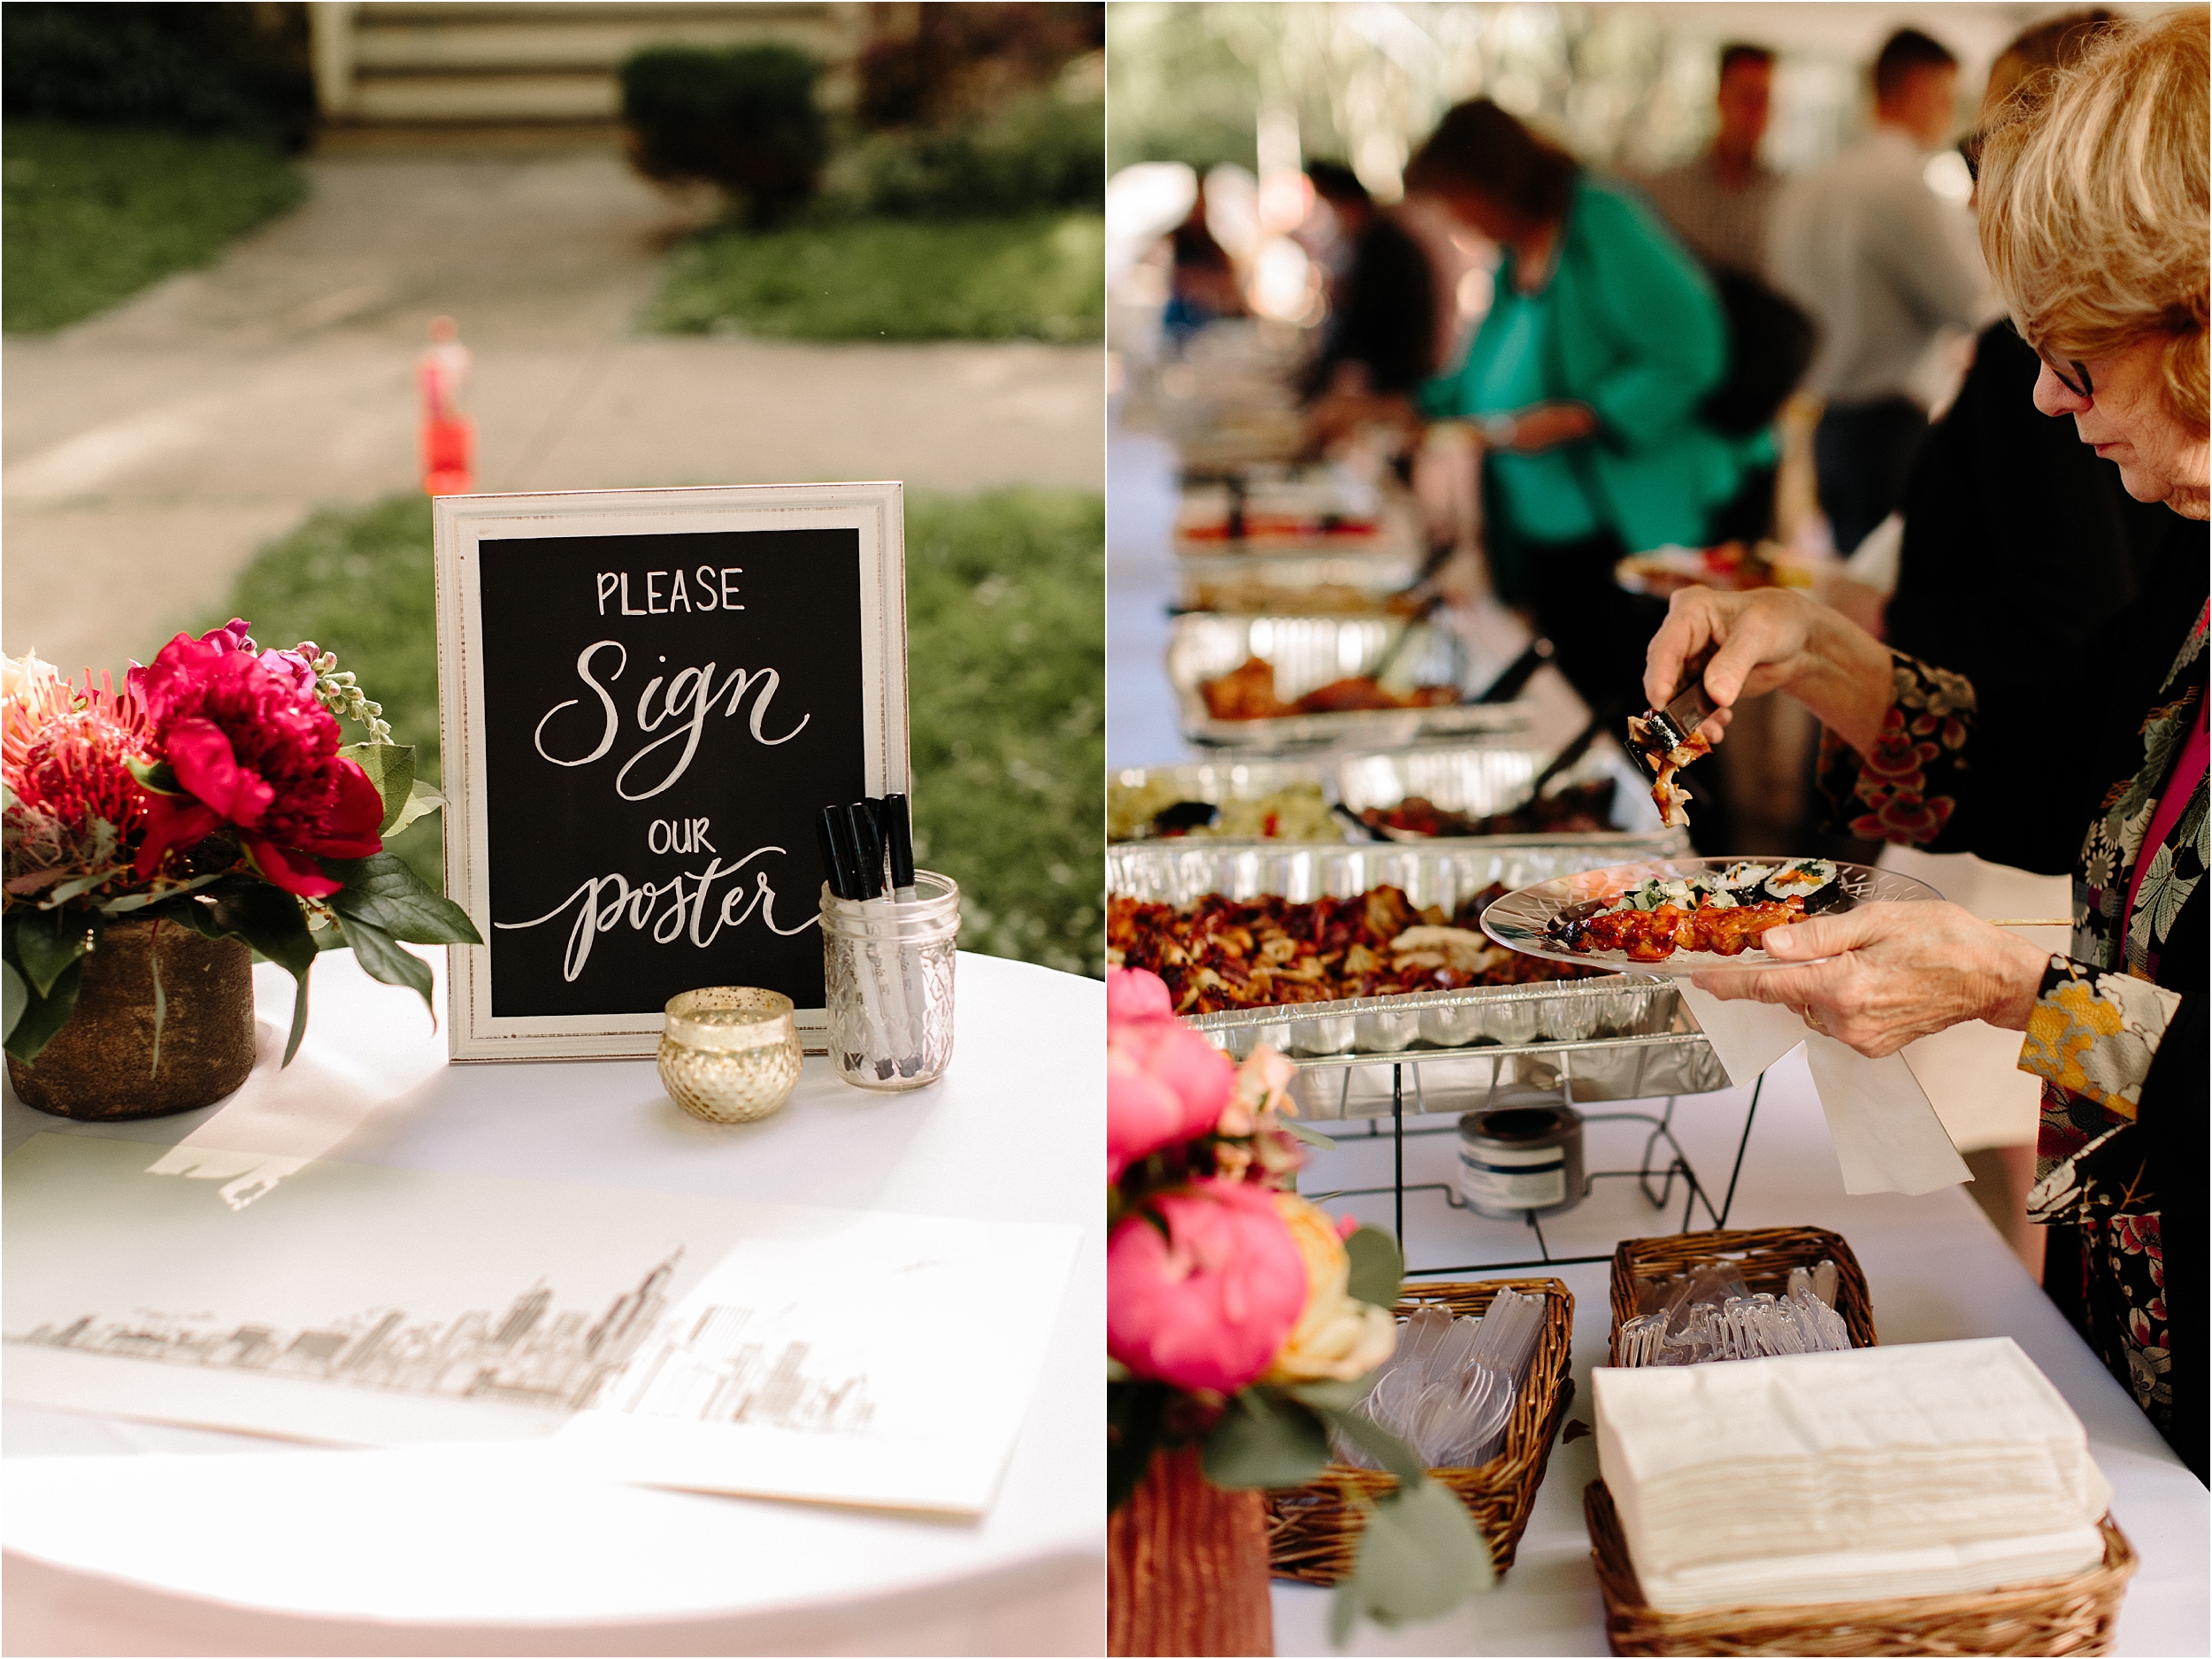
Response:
[1107,965,1174,1023]
[1107,1179,1310,1394]
[1109,1014,1234,1179]
[129,625,383,898]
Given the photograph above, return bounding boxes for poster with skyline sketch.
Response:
[3,1133,1078,1513]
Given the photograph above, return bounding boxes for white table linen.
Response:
[4,945,1103,1657]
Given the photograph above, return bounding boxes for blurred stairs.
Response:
[309,1,870,127]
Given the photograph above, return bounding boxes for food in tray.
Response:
[1199,656,1460,721]
[1625,709,1711,829]
[1360,779,1617,839]
[1178,511,1381,544]
[1545,858,1844,962]
[1107,779,1342,843]
[1615,540,1821,598]
[1183,580,1425,617]
[1108,883,1607,1016]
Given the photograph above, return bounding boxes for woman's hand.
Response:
[1689,902,2053,1058]
[1492,400,1597,454]
[1644,586,1895,752]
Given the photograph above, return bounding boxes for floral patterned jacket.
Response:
[1816,553,2206,1446]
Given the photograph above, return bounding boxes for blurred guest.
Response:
[1301,160,1437,403]
[1162,183,1243,349]
[1407,98,1756,798]
[1887,10,2166,755]
[1770,28,1985,555]
[1643,43,1780,280]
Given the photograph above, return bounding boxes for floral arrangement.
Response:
[1106,966,1489,1638]
[3,622,480,1065]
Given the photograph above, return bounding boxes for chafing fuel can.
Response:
[1456,1103,1586,1219]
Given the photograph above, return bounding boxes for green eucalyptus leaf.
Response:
[98,872,227,915]
[1341,1475,1492,1631]
[342,742,418,834]
[336,913,435,1012]
[1286,1374,1380,1413]
[1202,1387,1332,1490]
[126,756,183,795]
[1279,1117,1337,1149]
[2,960,25,1042]
[4,956,82,1064]
[37,871,127,908]
[381,777,448,840]
[1344,1225,1404,1311]
[12,908,89,997]
[1317,1405,1426,1490]
[325,852,481,946]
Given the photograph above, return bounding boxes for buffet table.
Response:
[2,947,1102,1657]
[1273,1048,2210,1657]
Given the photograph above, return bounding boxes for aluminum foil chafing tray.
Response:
[1332,736,1691,853]
[1167,612,1532,749]
[1108,839,1726,1114]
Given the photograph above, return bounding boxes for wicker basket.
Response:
[1609,1226,1877,1365]
[1266,1278,1574,1585]
[1584,1480,2136,1656]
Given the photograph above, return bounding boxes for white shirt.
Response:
[1768,127,1987,405]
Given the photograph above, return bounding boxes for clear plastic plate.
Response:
[1479,857,1942,977]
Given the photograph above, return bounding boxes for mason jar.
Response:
[818,870,960,1091]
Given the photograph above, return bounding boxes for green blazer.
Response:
[1422,174,1755,555]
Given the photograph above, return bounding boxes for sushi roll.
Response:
[1762,857,1847,910]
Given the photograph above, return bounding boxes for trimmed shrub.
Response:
[825,91,1103,219]
[1,3,313,148]
[619,44,828,227]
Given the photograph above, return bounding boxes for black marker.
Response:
[881,794,917,901]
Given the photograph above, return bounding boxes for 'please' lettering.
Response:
[595,568,744,615]
[531,641,810,800]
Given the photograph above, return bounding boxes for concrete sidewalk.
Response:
[3,145,1103,678]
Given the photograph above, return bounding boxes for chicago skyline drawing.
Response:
[8,1249,877,1434]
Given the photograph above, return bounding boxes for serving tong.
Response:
[1629,649,1720,781]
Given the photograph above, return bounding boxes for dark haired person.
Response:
[1405,98,1759,792]
[1301,160,1437,406]
[1770,27,1985,557]
[1642,43,1780,280]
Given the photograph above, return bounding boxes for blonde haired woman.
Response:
[1642,9,2208,1475]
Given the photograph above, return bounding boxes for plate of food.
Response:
[1479,857,1942,973]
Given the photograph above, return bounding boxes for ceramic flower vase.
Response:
[1109,1444,1274,1657]
[7,918,257,1119]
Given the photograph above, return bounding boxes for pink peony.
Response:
[1107,1179,1310,1394]
[1109,1009,1234,1179]
[129,624,383,898]
[1107,964,1174,1022]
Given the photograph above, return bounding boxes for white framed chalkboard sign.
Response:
[433,482,907,1061]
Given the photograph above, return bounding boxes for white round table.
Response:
[4,948,1102,1656]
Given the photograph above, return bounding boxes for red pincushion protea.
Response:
[4,657,154,879]
[129,623,384,898]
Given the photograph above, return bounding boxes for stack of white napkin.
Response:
[1594,1338,2113,1612]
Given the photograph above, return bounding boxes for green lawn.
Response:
[3,121,304,334]
[209,488,1105,978]
[645,212,1104,343]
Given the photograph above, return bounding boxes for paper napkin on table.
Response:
[1594,1338,2113,1612]
[1677,985,1970,1196]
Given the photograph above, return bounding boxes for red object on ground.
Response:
[420,415,473,496]
[418,314,474,495]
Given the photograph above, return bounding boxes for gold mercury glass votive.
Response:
[658,987,803,1124]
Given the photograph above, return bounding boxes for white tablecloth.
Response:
[3,947,1103,1656]
[1273,1048,2209,1656]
